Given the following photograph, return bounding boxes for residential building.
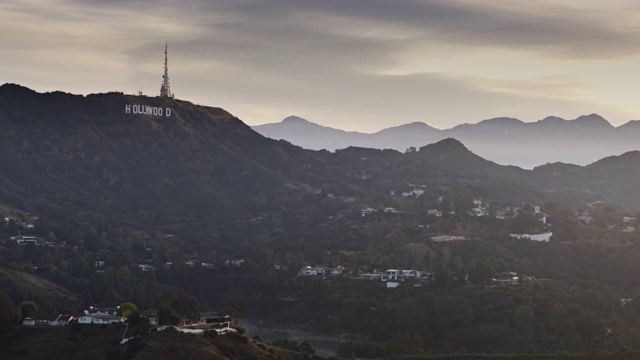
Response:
[78,313,124,324]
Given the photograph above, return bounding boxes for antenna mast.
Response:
[159,43,174,98]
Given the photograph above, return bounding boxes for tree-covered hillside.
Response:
[3,85,640,356]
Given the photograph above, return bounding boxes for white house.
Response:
[472,207,488,217]
[492,272,519,285]
[299,266,319,276]
[427,209,442,217]
[10,236,37,245]
[471,200,488,217]
[78,313,124,324]
[138,264,155,271]
[382,269,422,282]
[361,208,376,216]
[85,306,119,315]
[510,232,553,242]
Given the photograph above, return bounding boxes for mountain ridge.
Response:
[253,114,640,168]
[4,83,640,234]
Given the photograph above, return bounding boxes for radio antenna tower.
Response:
[159,43,174,98]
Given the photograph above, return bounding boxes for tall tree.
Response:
[18,301,38,319]
[117,302,138,317]
[0,292,19,330]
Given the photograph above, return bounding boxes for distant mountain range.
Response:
[252,114,640,168]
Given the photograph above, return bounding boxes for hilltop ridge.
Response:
[3,83,640,235]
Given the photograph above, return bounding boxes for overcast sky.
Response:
[3,0,640,132]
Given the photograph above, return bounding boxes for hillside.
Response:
[0,84,335,239]
[0,269,80,313]
[3,84,640,235]
[0,326,317,360]
[6,85,640,356]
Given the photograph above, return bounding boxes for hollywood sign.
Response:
[125,104,172,117]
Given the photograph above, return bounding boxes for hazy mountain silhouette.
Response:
[253,114,640,168]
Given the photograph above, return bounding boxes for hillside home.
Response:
[78,313,124,324]
[22,315,72,326]
[471,200,488,216]
[382,269,422,282]
[85,306,119,316]
[138,264,155,271]
[427,209,442,217]
[492,272,519,285]
[299,266,320,276]
[298,265,333,276]
[225,259,245,266]
[402,189,424,198]
[179,312,232,330]
[431,235,466,242]
[361,208,376,216]
[510,232,552,242]
[471,206,488,216]
[495,207,519,219]
[10,236,37,245]
[331,266,346,275]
